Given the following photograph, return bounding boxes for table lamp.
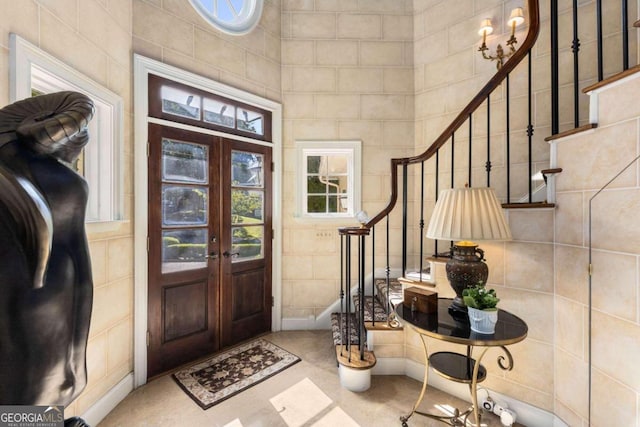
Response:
[426,187,512,311]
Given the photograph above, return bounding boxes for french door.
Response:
[147,123,272,378]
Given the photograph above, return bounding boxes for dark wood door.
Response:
[147,126,273,378]
[147,124,221,378]
[220,139,272,347]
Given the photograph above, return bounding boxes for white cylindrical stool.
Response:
[338,364,372,392]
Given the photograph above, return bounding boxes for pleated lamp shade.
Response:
[426,187,512,242]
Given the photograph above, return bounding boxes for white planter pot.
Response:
[467,307,498,334]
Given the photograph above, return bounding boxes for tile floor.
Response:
[98,330,512,426]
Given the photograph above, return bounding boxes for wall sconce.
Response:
[478,7,525,69]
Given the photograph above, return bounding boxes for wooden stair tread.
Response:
[335,345,376,370]
[583,64,640,93]
[545,123,597,142]
[502,202,555,209]
[364,321,403,331]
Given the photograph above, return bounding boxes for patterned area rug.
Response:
[172,339,301,409]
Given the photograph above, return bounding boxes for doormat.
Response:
[172,339,301,409]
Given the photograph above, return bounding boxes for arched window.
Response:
[189,0,264,35]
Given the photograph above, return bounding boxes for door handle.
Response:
[205,252,218,259]
[223,251,240,258]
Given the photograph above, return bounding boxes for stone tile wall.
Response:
[133,0,283,101]
[281,0,416,320]
[0,0,134,417]
[552,73,640,425]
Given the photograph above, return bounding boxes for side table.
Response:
[396,298,528,426]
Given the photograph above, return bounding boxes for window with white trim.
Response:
[10,34,123,223]
[189,0,264,35]
[296,141,361,219]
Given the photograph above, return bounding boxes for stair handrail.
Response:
[361,0,540,229]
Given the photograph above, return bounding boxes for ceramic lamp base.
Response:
[446,242,489,310]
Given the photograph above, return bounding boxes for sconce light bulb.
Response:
[507,7,525,28]
[478,19,494,36]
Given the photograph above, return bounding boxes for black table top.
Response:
[396,298,528,346]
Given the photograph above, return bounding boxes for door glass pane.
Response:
[163,185,208,226]
[161,86,200,120]
[231,225,263,262]
[162,229,207,273]
[236,108,263,135]
[231,151,263,187]
[162,139,208,183]
[231,189,263,223]
[203,98,235,128]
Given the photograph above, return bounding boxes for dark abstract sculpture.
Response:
[0,92,95,411]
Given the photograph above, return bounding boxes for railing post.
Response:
[371,226,375,327]
[359,234,366,360]
[385,215,390,315]
[345,234,351,360]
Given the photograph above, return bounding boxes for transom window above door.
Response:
[148,74,272,142]
[189,0,264,35]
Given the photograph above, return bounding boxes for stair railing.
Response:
[550,0,637,134]
[337,0,638,363]
[338,0,541,362]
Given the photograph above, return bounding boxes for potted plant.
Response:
[462,283,500,334]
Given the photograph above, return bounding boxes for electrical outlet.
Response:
[315,230,333,238]
[491,400,517,427]
[482,397,495,412]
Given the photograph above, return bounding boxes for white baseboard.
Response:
[282,316,329,330]
[399,359,566,427]
[81,373,134,426]
[371,357,405,375]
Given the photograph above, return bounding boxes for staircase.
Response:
[331,277,403,347]
[332,4,639,421]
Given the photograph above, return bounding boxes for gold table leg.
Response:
[400,333,469,426]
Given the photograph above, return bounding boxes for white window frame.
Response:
[188,0,264,36]
[295,140,361,220]
[9,34,124,224]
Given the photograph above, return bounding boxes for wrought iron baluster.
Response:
[434,149,439,257]
[527,51,534,202]
[371,226,375,327]
[340,234,345,357]
[486,94,491,187]
[468,114,472,186]
[622,0,629,70]
[597,0,603,81]
[402,163,408,275]
[506,74,511,203]
[551,0,559,135]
